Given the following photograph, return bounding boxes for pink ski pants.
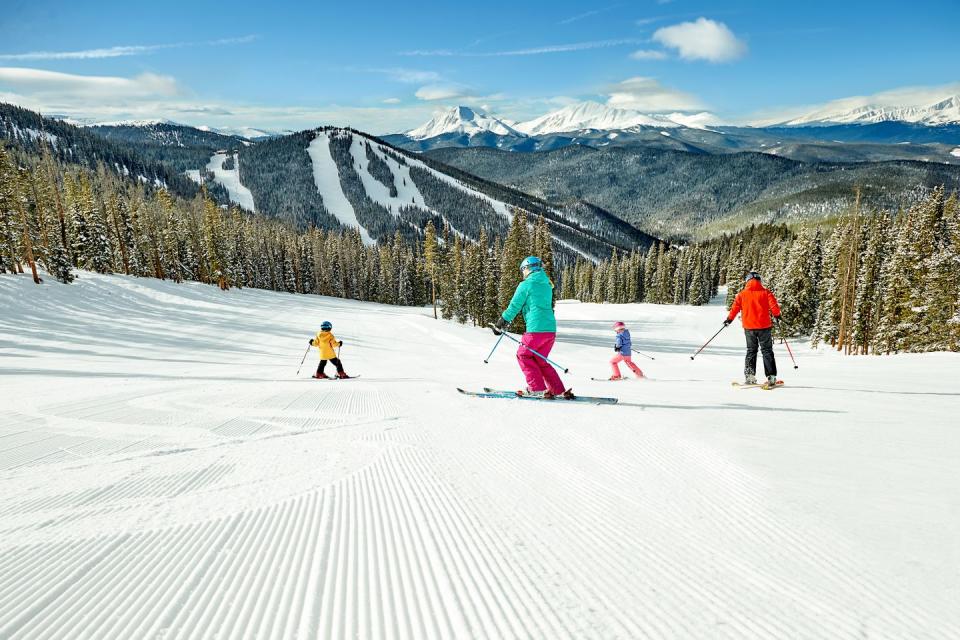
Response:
[610,353,644,378]
[517,332,566,394]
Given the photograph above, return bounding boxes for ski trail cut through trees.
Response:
[206,153,256,212]
[307,132,375,246]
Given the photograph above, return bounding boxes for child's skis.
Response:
[732,380,784,390]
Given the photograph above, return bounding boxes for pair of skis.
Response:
[457,388,619,405]
[732,380,784,390]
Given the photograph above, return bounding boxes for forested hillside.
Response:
[427,145,960,239]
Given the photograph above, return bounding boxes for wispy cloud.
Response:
[382,98,402,104]
[356,67,443,84]
[557,4,622,25]
[653,18,746,63]
[400,38,644,57]
[0,35,257,61]
[629,49,668,60]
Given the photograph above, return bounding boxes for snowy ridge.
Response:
[515,101,683,135]
[784,95,960,126]
[205,152,256,212]
[2,273,959,637]
[307,132,375,245]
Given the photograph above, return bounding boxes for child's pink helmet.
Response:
[612,321,626,330]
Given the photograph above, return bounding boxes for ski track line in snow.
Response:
[307,132,375,245]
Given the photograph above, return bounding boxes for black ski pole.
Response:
[690,324,728,360]
[296,344,311,376]
[633,351,656,361]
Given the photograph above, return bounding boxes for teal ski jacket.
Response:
[501,269,557,333]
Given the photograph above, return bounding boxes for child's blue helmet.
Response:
[321,320,332,330]
[519,256,542,273]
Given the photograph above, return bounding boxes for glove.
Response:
[773,315,781,324]
[491,316,509,336]
[723,319,732,326]
[338,341,344,347]
[308,339,314,346]
[614,346,621,352]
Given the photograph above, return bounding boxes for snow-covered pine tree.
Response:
[874,205,920,353]
[778,226,822,336]
[915,187,959,351]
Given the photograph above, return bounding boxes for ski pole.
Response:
[632,351,656,361]
[776,320,799,369]
[483,332,506,363]
[295,344,311,376]
[491,326,570,373]
[690,324,728,360]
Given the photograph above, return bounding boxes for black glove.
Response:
[614,346,621,352]
[491,316,509,336]
[773,315,781,324]
[338,341,343,347]
[723,319,732,326]
[308,339,314,346]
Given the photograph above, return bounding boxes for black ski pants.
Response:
[744,328,777,377]
[317,357,345,375]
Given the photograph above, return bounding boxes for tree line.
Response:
[3,138,957,353]
[576,188,960,353]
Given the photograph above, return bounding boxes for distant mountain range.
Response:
[383,100,960,164]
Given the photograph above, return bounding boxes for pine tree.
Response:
[851,214,891,353]
[423,220,439,319]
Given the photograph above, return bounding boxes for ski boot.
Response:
[517,388,545,398]
[609,375,624,381]
[312,372,331,379]
[336,371,351,379]
[744,373,757,385]
[762,375,779,389]
[561,389,576,400]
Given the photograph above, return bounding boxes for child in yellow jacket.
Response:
[309,320,349,379]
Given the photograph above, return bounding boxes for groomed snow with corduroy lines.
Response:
[1,272,958,639]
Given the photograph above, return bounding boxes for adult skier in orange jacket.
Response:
[725,272,781,386]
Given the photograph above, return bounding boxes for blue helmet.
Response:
[519,256,542,273]
[321,320,332,331]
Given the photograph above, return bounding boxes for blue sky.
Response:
[1,0,957,133]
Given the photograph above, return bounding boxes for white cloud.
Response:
[0,35,257,61]
[0,67,179,99]
[653,18,746,62]
[415,84,472,101]
[630,49,668,60]
[382,98,402,104]
[604,76,705,111]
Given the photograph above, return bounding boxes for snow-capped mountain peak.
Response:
[406,106,521,139]
[784,95,960,126]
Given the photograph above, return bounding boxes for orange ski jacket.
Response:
[727,279,781,330]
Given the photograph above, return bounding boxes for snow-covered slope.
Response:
[1,273,959,638]
[784,95,960,126]
[205,152,256,212]
[407,106,522,139]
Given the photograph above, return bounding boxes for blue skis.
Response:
[457,388,618,405]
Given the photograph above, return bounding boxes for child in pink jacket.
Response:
[610,321,645,380]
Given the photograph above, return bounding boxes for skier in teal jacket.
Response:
[492,256,574,400]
